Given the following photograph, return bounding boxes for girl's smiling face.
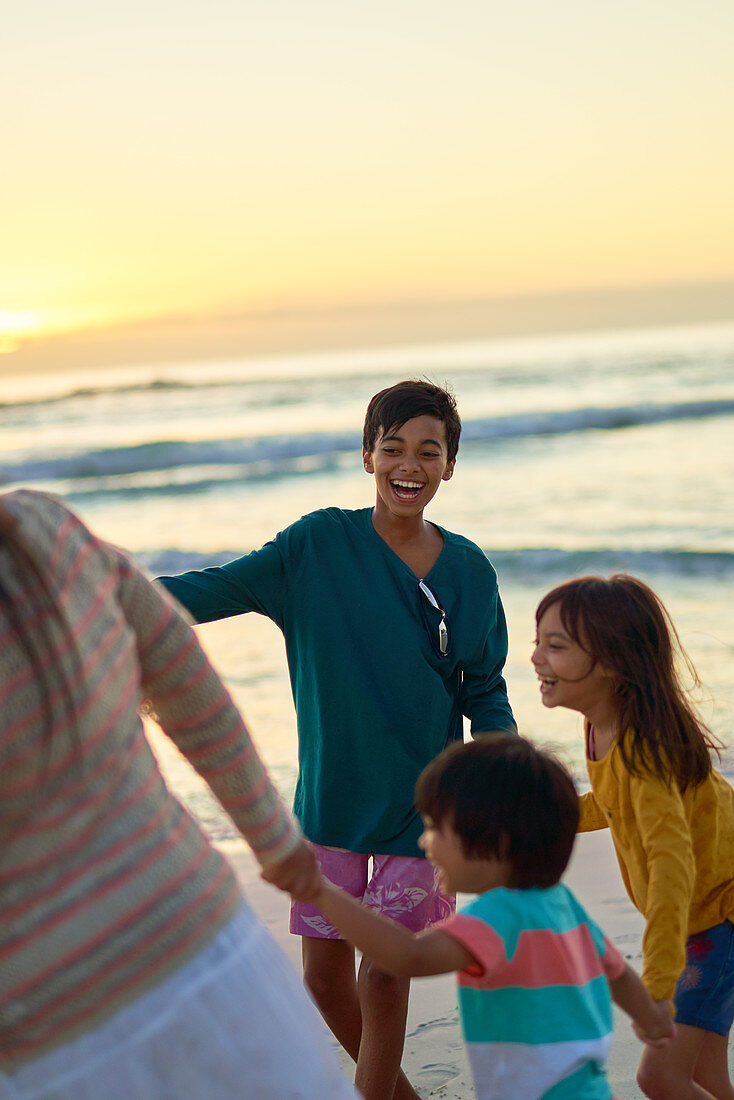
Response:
[532,601,616,720]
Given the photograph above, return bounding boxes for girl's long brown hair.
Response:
[535,574,718,790]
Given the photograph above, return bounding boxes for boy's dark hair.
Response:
[415,734,579,889]
[362,380,461,463]
[536,575,718,791]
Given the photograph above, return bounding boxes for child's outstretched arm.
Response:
[608,963,674,1047]
[577,790,610,832]
[311,879,475,978]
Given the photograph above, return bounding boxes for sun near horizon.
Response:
[3,0,734,374]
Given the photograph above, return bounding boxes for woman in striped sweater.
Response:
[0,489,354,1099]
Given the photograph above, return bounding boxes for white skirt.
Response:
[1,902,356,1100]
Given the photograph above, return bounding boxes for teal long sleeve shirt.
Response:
[158,508,515,857]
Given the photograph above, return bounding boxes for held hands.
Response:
[260,839,322,901]
[632,1000,675,1047]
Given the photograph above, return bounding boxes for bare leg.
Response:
[301,937,421,1100]
[302,937,362,1060]
[638,1023,728,1099]
[693,1030,734,1100]
[355,955,420,1100]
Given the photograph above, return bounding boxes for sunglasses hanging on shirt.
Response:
[418,580,449,659]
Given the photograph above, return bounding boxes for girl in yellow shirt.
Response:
[532,574,734,1100]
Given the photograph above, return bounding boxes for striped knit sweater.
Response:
[0,490,301,1070]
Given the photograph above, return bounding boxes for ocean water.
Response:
[3,319,734,837]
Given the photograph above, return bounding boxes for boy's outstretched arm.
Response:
[608,963,674,1047]
[310,879,475,978]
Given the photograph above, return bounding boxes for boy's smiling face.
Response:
[419,816,511,895]
[363,414,455,521]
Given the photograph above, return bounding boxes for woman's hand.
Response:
[260,839,322,901]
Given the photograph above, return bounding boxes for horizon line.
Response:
[5,274,734,375]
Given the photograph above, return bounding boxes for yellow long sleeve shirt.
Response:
[579,729,734,1001]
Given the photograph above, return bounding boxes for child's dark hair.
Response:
[535,574,718,791]
[415,734,579,889]
[362,379,461,463]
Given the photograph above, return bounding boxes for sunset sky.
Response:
[3,0,734,367]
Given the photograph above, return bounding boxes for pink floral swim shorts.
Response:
[289,844,455,938]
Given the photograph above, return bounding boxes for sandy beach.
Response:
[220,828,733,1100]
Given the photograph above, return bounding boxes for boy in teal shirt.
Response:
[158,379,515,1100]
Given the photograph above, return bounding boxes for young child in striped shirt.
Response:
[286,734,672,1100]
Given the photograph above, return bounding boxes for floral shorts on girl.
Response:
[290,844,455,938]
[674,919,734,1035]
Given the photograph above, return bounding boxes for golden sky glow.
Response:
[3,0,734,362]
